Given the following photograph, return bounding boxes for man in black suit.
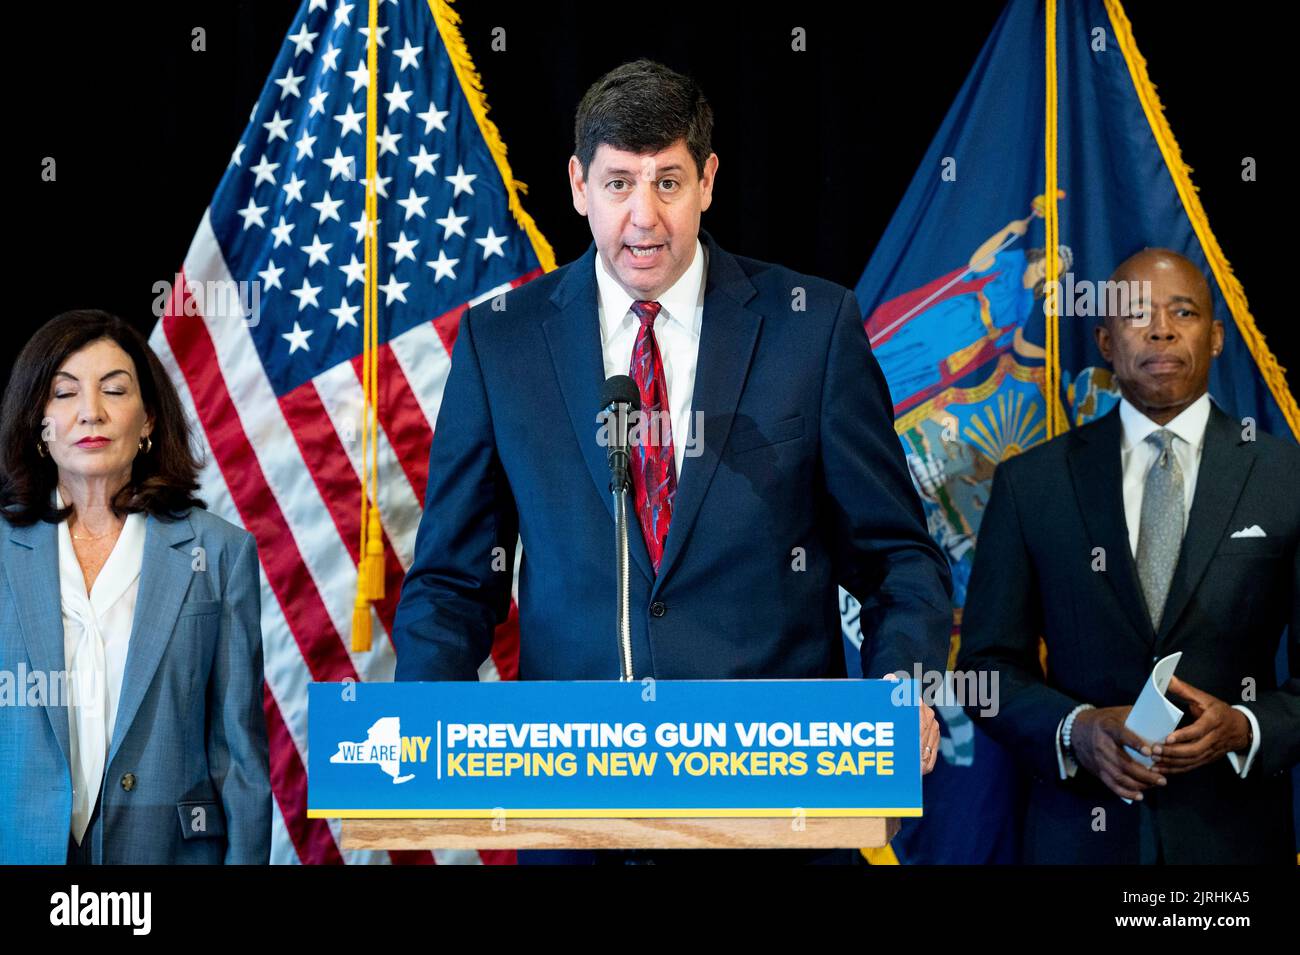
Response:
[958,248,1299,864]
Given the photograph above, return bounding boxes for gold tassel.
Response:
[356,547,371,595]
[364,508,385,600]
[351,590,372,652]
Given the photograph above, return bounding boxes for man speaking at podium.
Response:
[393,60,952,862]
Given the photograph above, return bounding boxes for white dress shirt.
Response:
[595,238,708,481]
[57,488,146,843]
[1056,394,1261,780]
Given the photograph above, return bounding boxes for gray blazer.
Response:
[0,506,271,863]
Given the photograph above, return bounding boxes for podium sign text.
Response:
[308,679,922,819]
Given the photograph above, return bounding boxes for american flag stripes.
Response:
[148,0,551,864]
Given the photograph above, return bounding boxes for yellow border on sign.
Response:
[308,807,923,819]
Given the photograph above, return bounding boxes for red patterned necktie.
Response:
[628,300,676,573]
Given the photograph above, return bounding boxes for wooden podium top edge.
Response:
[340,816,904,850]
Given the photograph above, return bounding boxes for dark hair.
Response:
[574,58,714,180]
[0,309,205,526]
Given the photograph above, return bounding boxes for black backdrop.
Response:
[9,0,1296,404]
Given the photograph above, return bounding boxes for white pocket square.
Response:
[1230,525,1266,538]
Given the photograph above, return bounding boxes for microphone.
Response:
[598,375,640,681]
[599,375,640,493]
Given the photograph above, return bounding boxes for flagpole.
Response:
[1043,0,1065,439]
[352,0,383,651]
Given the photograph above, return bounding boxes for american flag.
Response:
[148,0,551,864]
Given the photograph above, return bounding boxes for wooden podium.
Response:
[341,815,900,851]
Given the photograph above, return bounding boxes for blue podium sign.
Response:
[308,680,922,819]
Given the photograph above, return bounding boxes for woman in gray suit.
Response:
[0,309,270,864]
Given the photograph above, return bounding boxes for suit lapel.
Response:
[651,235,762,593]
[1067,408,1155,648]
[108,513,195,766]
[6,519,70,767]
[1154,404,1255,650]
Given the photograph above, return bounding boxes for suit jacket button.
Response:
[121,773,136,792]
[650,601,667,618]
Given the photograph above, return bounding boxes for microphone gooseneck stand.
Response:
[612,459,634,682]
[600,375,640,682]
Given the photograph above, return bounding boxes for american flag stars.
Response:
[287,23,319,56]
[275,67,306,100]
[383,81,414,113]
[446,164,476,196]
[289,277,322,311]
[236,196,268,230]
[408,145,439,178]
[210,0,524,368]
[258,259,285,291]
[302,233,334,267]
[416,101,448,133]
[393,37,422,71]
[281,320,313,354]
[271,216,295,247]
[251,154,280,186]
[282,171,306,204]
[377,274,409,305]
[263,109,292,142]
[396,187,428,220]
[474,226,508,260]
[334,103,364,137]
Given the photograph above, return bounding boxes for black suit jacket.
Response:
[958,401,1299,864]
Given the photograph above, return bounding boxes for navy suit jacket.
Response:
[393,229,951,684]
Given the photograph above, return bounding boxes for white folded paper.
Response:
[1117,651,1183,803]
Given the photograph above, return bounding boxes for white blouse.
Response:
[56,489,146,844]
